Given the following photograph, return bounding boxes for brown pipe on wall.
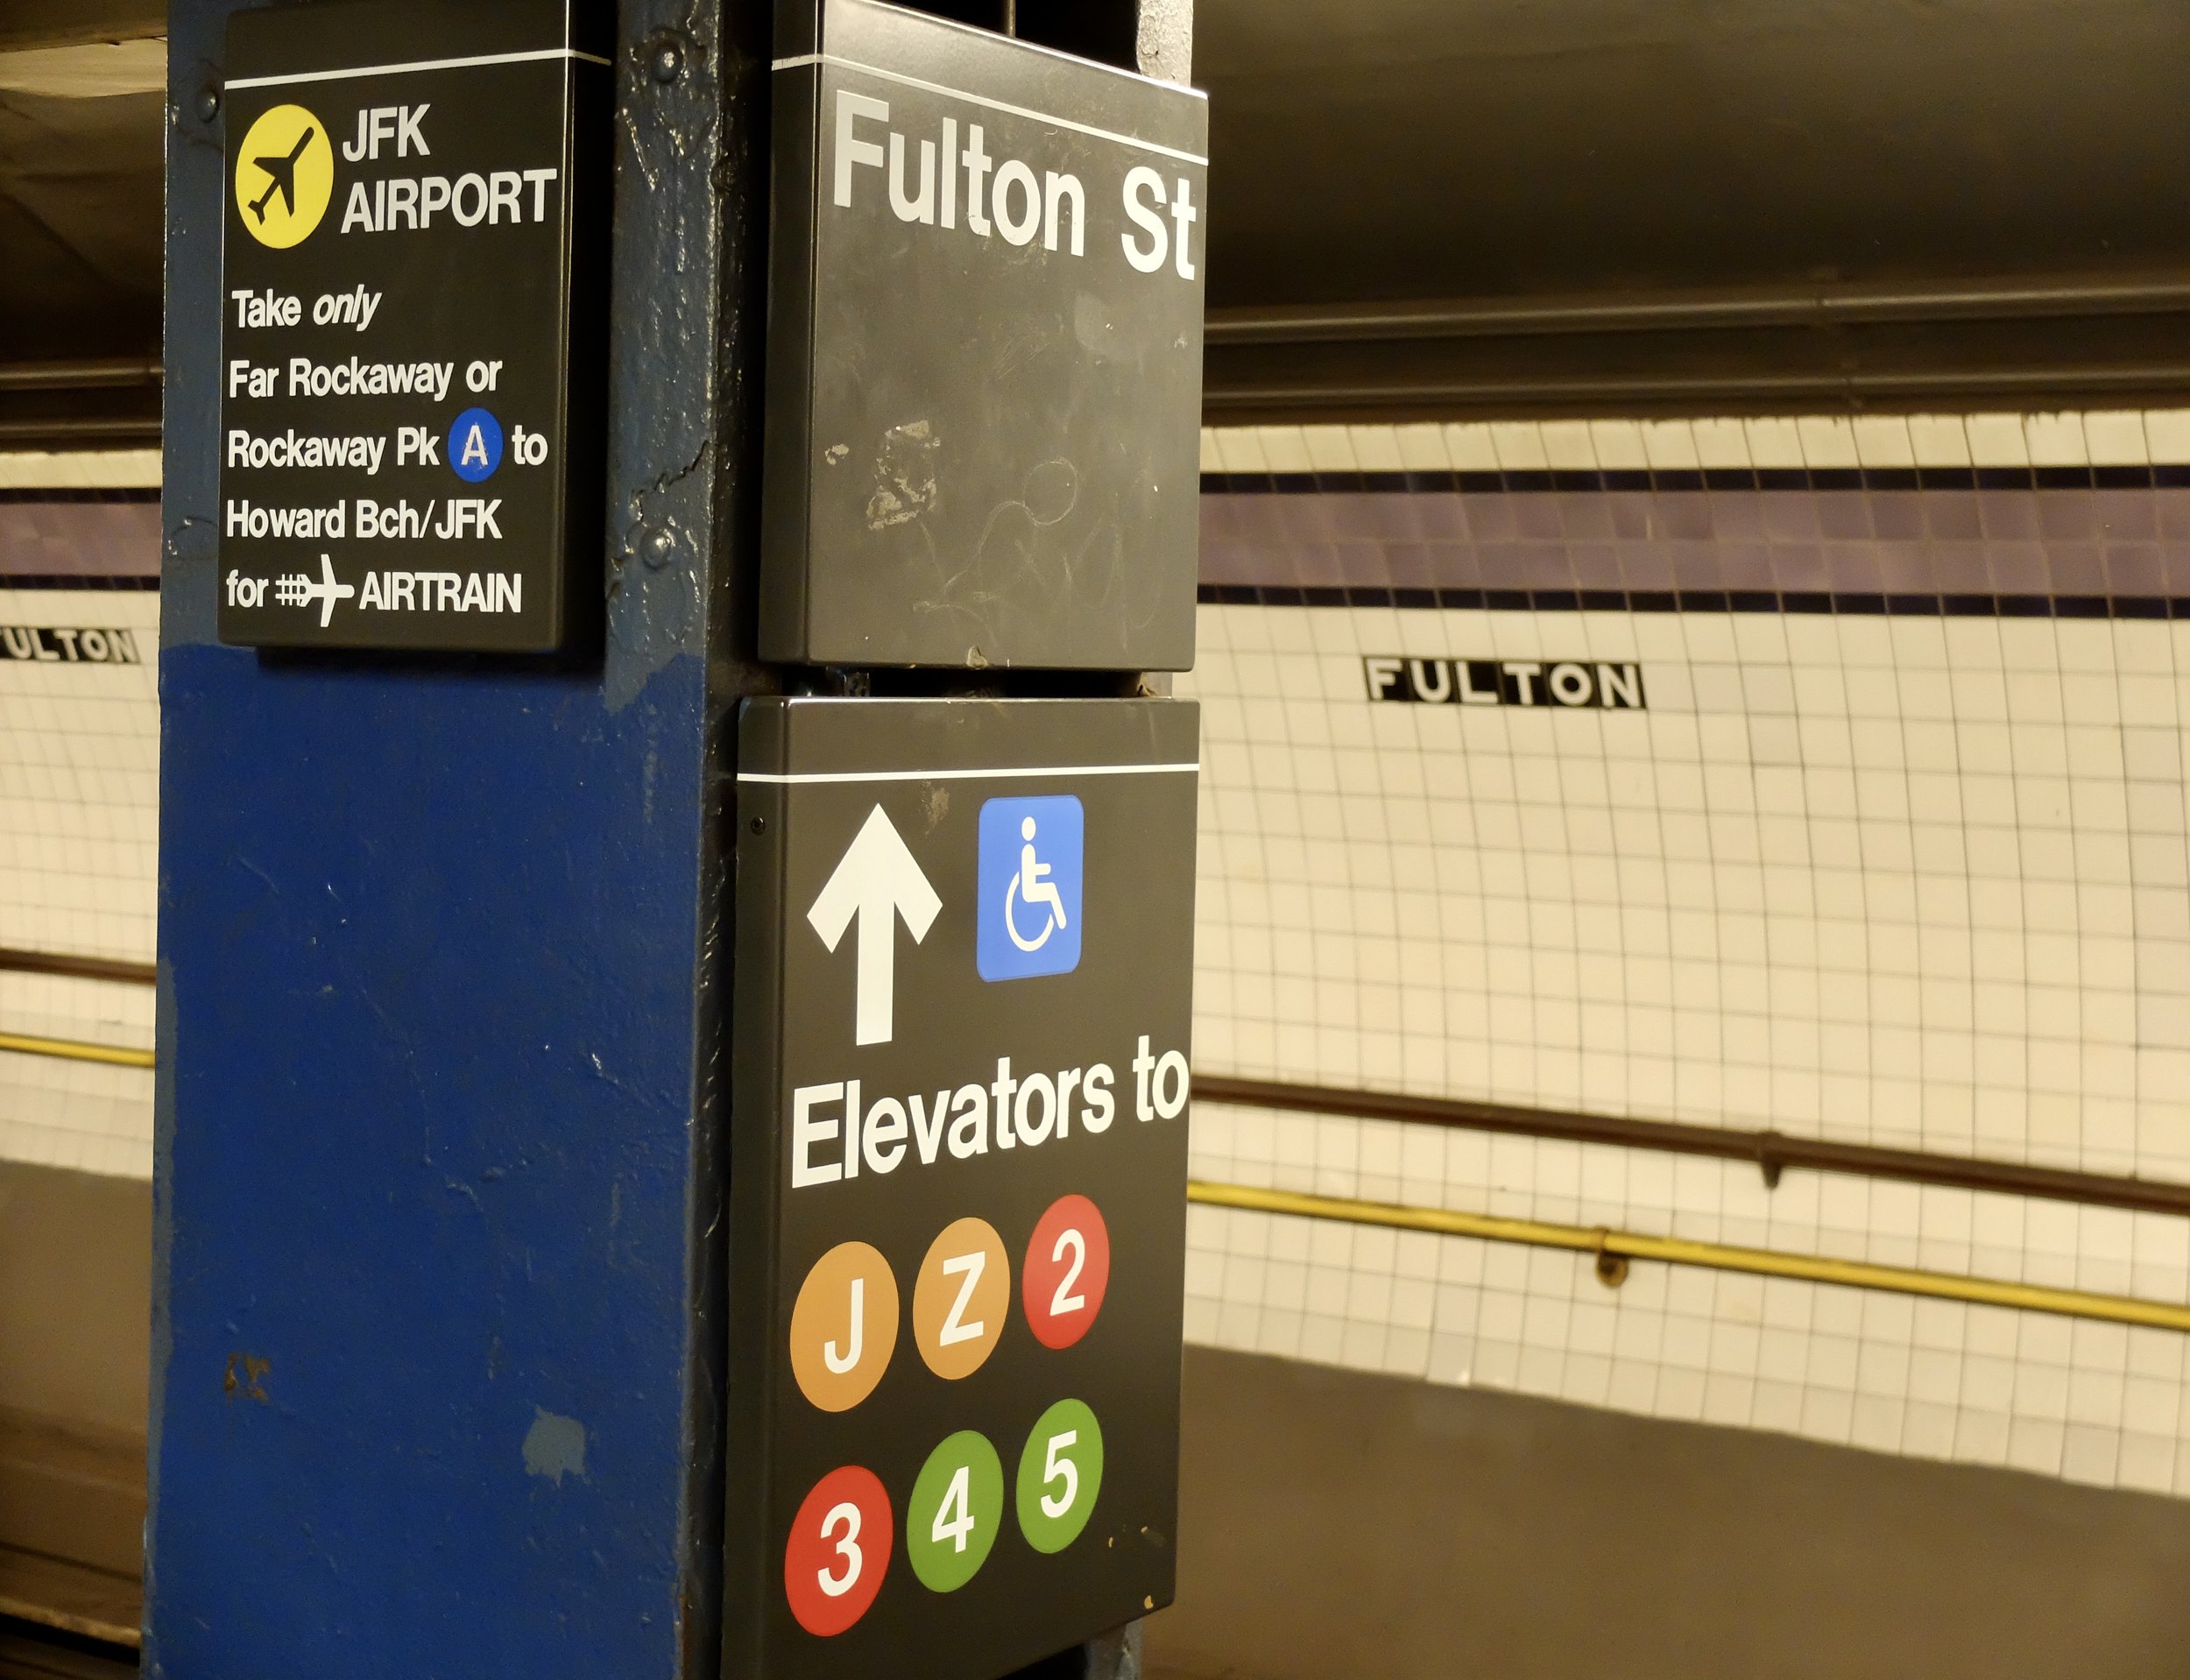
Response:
[0,947,155,985]
[1193,1074,2190,1220]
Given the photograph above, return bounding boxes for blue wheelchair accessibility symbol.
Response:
[977,794,1083,981]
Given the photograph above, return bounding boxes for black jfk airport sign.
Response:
[215,0,609,651]
[726,698,1199,1680]
[761,0,1209,672]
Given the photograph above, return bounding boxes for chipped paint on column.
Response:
[524,1408,591,1485]
[606,4,742,712]
[1136,0,1193,85]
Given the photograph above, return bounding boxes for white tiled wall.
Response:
[1177,595,2190,1493]
[1175,409,2190,1494]
[1199,410,2190,475]
[0,451,161,491]
[1188,604,2190,1182]
[1179,1185,2190,1492]
[0,589,158,1176]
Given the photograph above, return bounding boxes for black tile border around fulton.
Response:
[1197,582,2190,618]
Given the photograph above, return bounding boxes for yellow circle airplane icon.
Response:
[233,103,334,248]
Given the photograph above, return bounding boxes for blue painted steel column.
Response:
[148,3,767,1674]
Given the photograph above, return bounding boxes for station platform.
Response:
[11,1342,2190,1679]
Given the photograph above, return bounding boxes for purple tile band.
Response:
[0,496,163,580]
[1198,485,2190,605]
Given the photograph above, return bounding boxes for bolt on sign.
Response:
[760,0,1210,672]
[727,697,1199,1679]
[216,0,610,651]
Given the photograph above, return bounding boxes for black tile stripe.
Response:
[0,487,160,504]
[0,575,161,591]
[1195,582,2190,618]
[1199,465,2190,495]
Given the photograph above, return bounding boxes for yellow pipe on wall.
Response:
[1188,1179,2190,1336]
[0,1031,156,1069]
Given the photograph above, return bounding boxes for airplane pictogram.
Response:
[232,104,331,247]
[273,554,357,628]
[247,124,316,225]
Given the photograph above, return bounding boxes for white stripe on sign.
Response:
[738,761,1200,786]
[226,46,611,90]
[774,17,1206,95]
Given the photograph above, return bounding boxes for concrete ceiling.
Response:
[1196,0,2190,308]
[0,86,163,363]
[0,16,163,445]
[5,0,2190,441]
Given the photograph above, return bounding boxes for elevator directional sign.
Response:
[727,696,1199,1680]
[216,0,610,651]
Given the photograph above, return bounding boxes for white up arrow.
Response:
[806,804,943,1046]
